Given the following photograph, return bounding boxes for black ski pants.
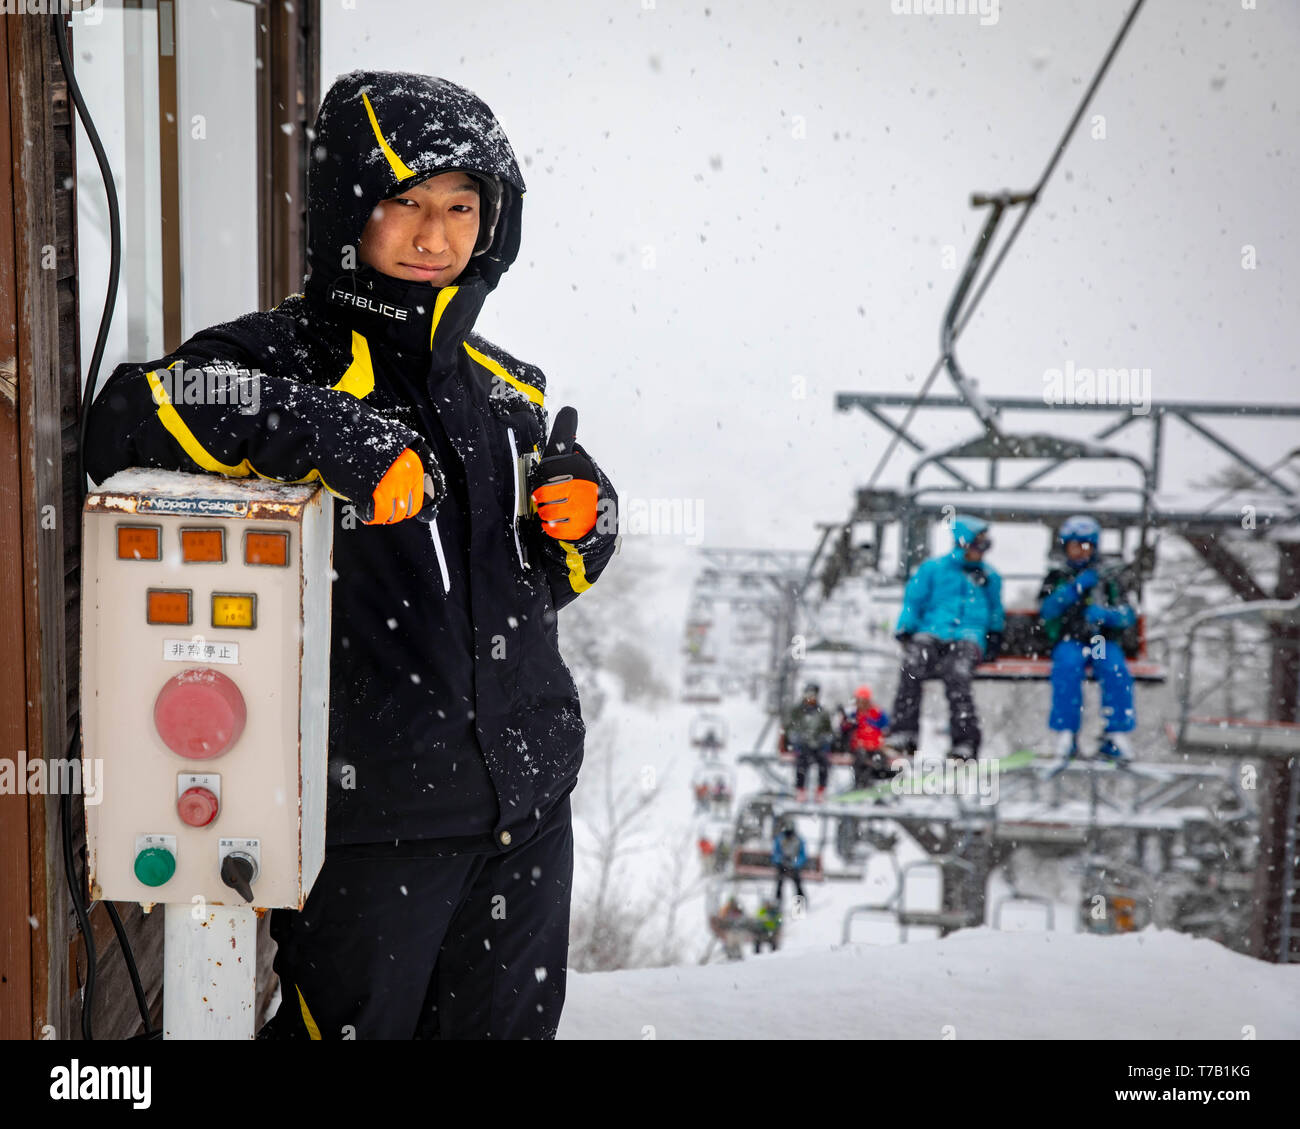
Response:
[774,864,805,903]
[262,794,573,1040]
[792,743,830,790]
[890,636,984,755]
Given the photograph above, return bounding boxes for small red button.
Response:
[154,669,247,759]
[178,786,219,827]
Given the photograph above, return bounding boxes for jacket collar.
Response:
[305,266,488,371]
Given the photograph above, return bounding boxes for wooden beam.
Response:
[156,0,182,351]
[0,8,36,1044]
[258,0,320,309]
[1251,542,1300,962]
[5,9,70,1041]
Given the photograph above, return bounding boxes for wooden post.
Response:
[1251,541,1300,961]
[2,8,74,1042]
[257,0,320,309]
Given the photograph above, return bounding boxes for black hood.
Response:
[304,70,526,308]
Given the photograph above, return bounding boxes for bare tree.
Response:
[647,824,709,967]
[568,725,661,972]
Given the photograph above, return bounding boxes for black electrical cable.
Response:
[106,902,158,1038]
[52,11,157,1041]
[53,14,120,482]
[59,778,96,1041]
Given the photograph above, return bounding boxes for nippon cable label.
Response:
[137,496,249,517]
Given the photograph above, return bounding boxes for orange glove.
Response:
[533,477,599,539]
[365,447,424,525]
[530,406,600,540]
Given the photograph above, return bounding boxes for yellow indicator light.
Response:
[211,593,256,629]
[147,588,192,625]
[181,528,225,563]
[245,530,289,567]
[117,525,161,561]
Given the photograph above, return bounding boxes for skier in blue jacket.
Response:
[771,822,808,903]
[888,516,1004,760]
[1038,515,1137,765]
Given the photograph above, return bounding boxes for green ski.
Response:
[831,749,1038,804]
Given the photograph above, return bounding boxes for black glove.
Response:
[895,632,914,646]
[528,406,598,490]
[983,631,1003,662]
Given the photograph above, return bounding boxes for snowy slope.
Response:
[559,928,1300,1040]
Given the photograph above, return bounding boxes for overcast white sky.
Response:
[321,0,1299,561]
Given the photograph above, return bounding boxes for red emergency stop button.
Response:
[154,669,246,759]
[177,786,220,827]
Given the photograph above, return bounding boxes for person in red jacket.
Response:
[840,685,892,788]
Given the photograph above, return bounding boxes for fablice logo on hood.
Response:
[329,287,411,321]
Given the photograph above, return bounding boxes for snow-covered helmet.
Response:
[802,682,820,698]
[1058,515,1101,548]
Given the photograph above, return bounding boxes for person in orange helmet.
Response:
[840,685,892,788]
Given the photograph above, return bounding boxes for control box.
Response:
[81,469,332,909]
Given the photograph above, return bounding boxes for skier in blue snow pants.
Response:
[1038,516,1137,764]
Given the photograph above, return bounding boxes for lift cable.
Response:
[858,0,1149,498]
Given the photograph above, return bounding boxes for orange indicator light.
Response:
[181,528,225,563]
[244,530,289,567]
[117,525,161,561]
[147,588,192,625]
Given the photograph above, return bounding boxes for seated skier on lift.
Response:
[1038,515,1138,766]
[710,897,750,961]
[754,901,782,954]
[839,685,892,787]
[888,516,1004,762]
[780,682,834,803]
[771,820,808,905]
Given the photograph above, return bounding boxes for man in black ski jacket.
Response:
[85,70,619,1039]
[780,683,834,803]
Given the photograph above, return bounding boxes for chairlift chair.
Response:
[1167,597,1300,756]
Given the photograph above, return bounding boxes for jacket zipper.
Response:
[506,426,530,570]
[428,515,451,594]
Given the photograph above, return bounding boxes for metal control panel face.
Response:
[81,470,331,910]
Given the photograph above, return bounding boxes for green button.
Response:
[134,846,176,887]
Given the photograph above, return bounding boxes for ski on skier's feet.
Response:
[1041,749,1136,779]
[1041,753,1075,781]
[1041,735,1079,780]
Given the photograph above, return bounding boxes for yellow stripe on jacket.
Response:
[143,364,352,500]
[557,539,592,593]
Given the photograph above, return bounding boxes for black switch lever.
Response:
[220,852,257,902]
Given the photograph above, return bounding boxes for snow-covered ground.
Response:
[560,927,1300,1040]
